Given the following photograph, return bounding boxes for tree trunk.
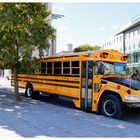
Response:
[13,65,20,100]
[13,39,20,100]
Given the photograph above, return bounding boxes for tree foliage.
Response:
[0,3,55,69]
[74,44,101,52]
[0,3,55,99]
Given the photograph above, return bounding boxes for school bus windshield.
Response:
[95,61,127,75]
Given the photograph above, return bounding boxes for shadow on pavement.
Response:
[37,94,75,109]
[1,86,140,137]
[0,88,78,137]
[37,94,140,126]
[121,107,140,124]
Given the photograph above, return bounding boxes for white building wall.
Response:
[124,25,140,71]
[101,34,123,53]
[125,25,140,54]
[101,20,140,74]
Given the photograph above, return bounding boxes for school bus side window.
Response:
[72,61,79,75]
[63,61,70,75]
[47,62,52,75]
[41,62,46,74]
[54,62,62,75]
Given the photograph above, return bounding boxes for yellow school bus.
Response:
[11,49,140,118]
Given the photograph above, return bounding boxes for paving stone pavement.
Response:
[0,78,140,138]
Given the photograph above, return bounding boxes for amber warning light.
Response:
[100,52,108,59]
[121,56,128,61]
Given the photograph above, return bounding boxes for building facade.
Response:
[101,18,140,73]
[121,23,140,73]
[45,3,57,56]
[32,3,57,58]
[102,34,124,53]
[57,44,73,55]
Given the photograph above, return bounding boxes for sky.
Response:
[52,3,140,53]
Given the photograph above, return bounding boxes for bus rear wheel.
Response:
[100,95,122,119]
[25,84,39,99]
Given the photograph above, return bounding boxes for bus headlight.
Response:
[124,96,139,101]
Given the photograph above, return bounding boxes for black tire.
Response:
[25,84,39,99]
[100,95,122,119]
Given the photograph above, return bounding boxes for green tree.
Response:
[74,44,101,52]
[0,3,55,100]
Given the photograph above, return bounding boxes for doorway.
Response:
[81,61,93,110]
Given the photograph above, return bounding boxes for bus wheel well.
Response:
[26,82,33,89]
[98,90,122,113]
[25,82,39,99]
[25,82,33,95]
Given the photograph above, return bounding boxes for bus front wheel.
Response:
[100,95,122,119]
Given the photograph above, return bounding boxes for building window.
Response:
[133,43,135,49]
[131,32,134,37]
[138,41,140,48]
[138,29,140,35]
[120,36,122,41]
[127,54,131,63]
[125,46,127,51]
[125,34,127,39]
[135,30,138,36]
[129,45,131,50]
[129,33,130,38]
[117,37,118,43]
[133,31,135,37]
[133,53,138,63]
[139,52,140,58]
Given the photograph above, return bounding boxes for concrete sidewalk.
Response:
[1,78,140,138]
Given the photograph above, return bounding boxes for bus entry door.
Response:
[81,61,93,110]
